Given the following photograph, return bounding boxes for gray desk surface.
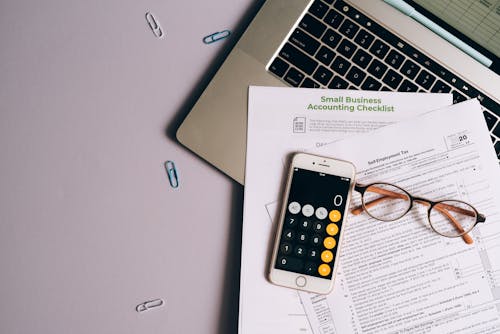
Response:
[0,0,263,332]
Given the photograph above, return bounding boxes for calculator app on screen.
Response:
[274,168,351,279]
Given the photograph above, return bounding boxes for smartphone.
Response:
[269,153,356,294]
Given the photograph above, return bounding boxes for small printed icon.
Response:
[293,117,306,133]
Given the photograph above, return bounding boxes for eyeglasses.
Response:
[351,183,486,244]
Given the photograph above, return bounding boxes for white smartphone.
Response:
[269,153,356,294]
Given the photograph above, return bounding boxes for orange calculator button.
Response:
[321,250,333,263]
[326,223,339,236]
[329,210,341,222]
[323,237,336,249]
[318,264,331,276]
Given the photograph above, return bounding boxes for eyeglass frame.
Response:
[352,182,486,243]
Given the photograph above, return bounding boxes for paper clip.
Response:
[203,30,231,44]
[136,298,164,313]
[165,160,179,188]
[145,12,164,39]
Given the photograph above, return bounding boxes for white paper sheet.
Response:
[239,86,452,334]
[299,99,500,334]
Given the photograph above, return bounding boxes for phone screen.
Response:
[274,167,351,279]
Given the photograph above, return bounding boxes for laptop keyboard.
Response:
[268,0,500,162]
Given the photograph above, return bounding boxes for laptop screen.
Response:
[407,0,499,74]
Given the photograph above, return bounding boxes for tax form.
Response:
[239,86,452,334]
[299,99,500,334]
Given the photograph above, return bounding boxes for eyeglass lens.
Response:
[429,201,477,237]
[362,184,411,221]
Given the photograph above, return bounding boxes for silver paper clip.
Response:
[145,12,164,39]
[165,160,179,188]
[136,298,164,313]
[203,30,231,44]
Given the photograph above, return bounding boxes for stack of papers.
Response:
[239,86,500,334]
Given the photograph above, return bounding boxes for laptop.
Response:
[177,0,500,185]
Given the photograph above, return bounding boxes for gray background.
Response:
[0,0,263,332]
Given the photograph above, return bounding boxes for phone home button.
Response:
[296,276,306,287]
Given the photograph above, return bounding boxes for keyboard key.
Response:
[331,55,351,75]
[294,245,307,257]
[382,69,403,89]
[301,77,321,88]
[385,49,404,69]
[484,110,498,130]
[495,141,500,159]
[289,28,321,55]
[282,229,295,241]
[284,67,305,86]
[298,232,308,243]
[367,59,387,79]
[337,39,357,58]
[451,77,480,100]
[300,219,312,230]
[398,79,418,92]
[361,76,382,90]
[309,0,329,19]
[313,65,334,85]
[313,221,324,232]
[452,90,467,104]
[338,18,359,39]
[381,86,392,91]
[400,59,420,79]
[311,234,322,246]
[315,45,336,65]
[308,249,320,260]
[415,69,436,90]
[280,43,318,75]
[352,48,372,68]
[280,242,293,255]
[430,80,451,93]
[324,9,344,29]
[479,95,500,116]
[322,29,342,50]
[299,14,327,38]
[284,215,298,227]
[369,39,390,59]
[493,123,500,138]
[269,57,289,77]
[354,29,375,48]
[346,65,366,86]
[304,262,318,275]
[318,263,331,277]
[277,256,303,272]
[328,76,349,89]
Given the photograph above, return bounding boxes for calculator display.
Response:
[274,168,351,279]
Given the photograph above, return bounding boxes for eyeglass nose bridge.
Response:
[412,197,434,208]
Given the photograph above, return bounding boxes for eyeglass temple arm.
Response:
[433,205,473,244]
[351,186,475,244]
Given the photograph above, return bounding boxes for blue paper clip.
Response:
[203,30,231,44]
[165,161,179,188]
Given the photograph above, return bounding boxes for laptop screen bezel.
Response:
[405,0,499,75]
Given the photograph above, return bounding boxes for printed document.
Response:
[300,99,500,334]
[239,86,452,334]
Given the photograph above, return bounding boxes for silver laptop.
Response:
[177,0,500,184]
